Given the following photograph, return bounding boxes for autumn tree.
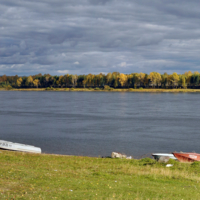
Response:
[4,72,200,89]
[63,74,71,87]
[131,73,139,88]
[127,74,133,88]
[71,75,78,87]
[33,79,40,88]
[96,73,105,87]
[112,72,120,88]
[119,73,127,87]
[179,75,186,88]
[191,74,200,88]
[77,75,85,87]
[58,75,64,87]
[143,74,149,88]
[106,73,112,86]
[85,74,94,87]
[161,73,169,88]
[8,75,18,87]
[25,76,33,87]
[184,71,193,88]
[138,72,145,87]
[16,77,23,87]
[1,75,7,82]
[148,72,161,88]
[48,76,56,87]
[169,72,179,88]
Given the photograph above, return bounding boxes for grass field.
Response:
[0,150,200,199]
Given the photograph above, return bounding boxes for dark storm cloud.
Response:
[1,0,200,75]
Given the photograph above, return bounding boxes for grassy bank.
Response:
[2,88,200,93]
[1,151,200,199]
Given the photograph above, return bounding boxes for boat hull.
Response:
[152,153,177,161]
[0,140,41,154]
[173,152,200,162]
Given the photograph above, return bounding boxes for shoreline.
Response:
[1,88,200,93]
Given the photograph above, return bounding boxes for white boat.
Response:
[0,140,41,154]
[152,153,177,160]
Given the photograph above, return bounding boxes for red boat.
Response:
[173,152,200,162]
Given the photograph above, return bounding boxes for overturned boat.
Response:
[0,140,41,154]
[173,152,200,162]
[152,153,177,161]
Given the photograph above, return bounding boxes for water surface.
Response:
[0,91,199,158]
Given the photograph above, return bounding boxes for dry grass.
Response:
[1,88,200,93]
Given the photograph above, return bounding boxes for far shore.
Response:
[1,88,200,93]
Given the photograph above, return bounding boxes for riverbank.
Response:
[1,88,200,93]
[1,150,200,199]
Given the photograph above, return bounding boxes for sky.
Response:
[1,0,200,76]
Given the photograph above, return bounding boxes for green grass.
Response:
[0,151,200,199]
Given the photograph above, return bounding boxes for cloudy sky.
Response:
[1,0,200,76]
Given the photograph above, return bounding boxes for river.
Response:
[0,91,200,158]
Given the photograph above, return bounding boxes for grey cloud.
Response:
[1,0,200,75]
[30,57,56,65]
[158,1,200,19]
[99,39,122,48]
[134,35,164,46]
[20,41,27,49]
[88,0,112,5]
[48,28,84,45]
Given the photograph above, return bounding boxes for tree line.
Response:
[0,71,200,89]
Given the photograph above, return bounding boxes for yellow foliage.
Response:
[138,73,145,81]
[148,72,161,86]
[184,71,193,85]
[169,72,179,87]
[59,75,64,82]
[16,77,23,87]
[138,72,145,84]
[106,73,112,84]
[86,74,95,86]
[184,71,193,76]
[27,76,33,83]
[119,73,127,87]
[33,79,40,88]
[26,76,33,86]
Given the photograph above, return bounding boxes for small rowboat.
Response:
[173,152,200,162]
[152,153,177,161]
[0,140,41,154]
